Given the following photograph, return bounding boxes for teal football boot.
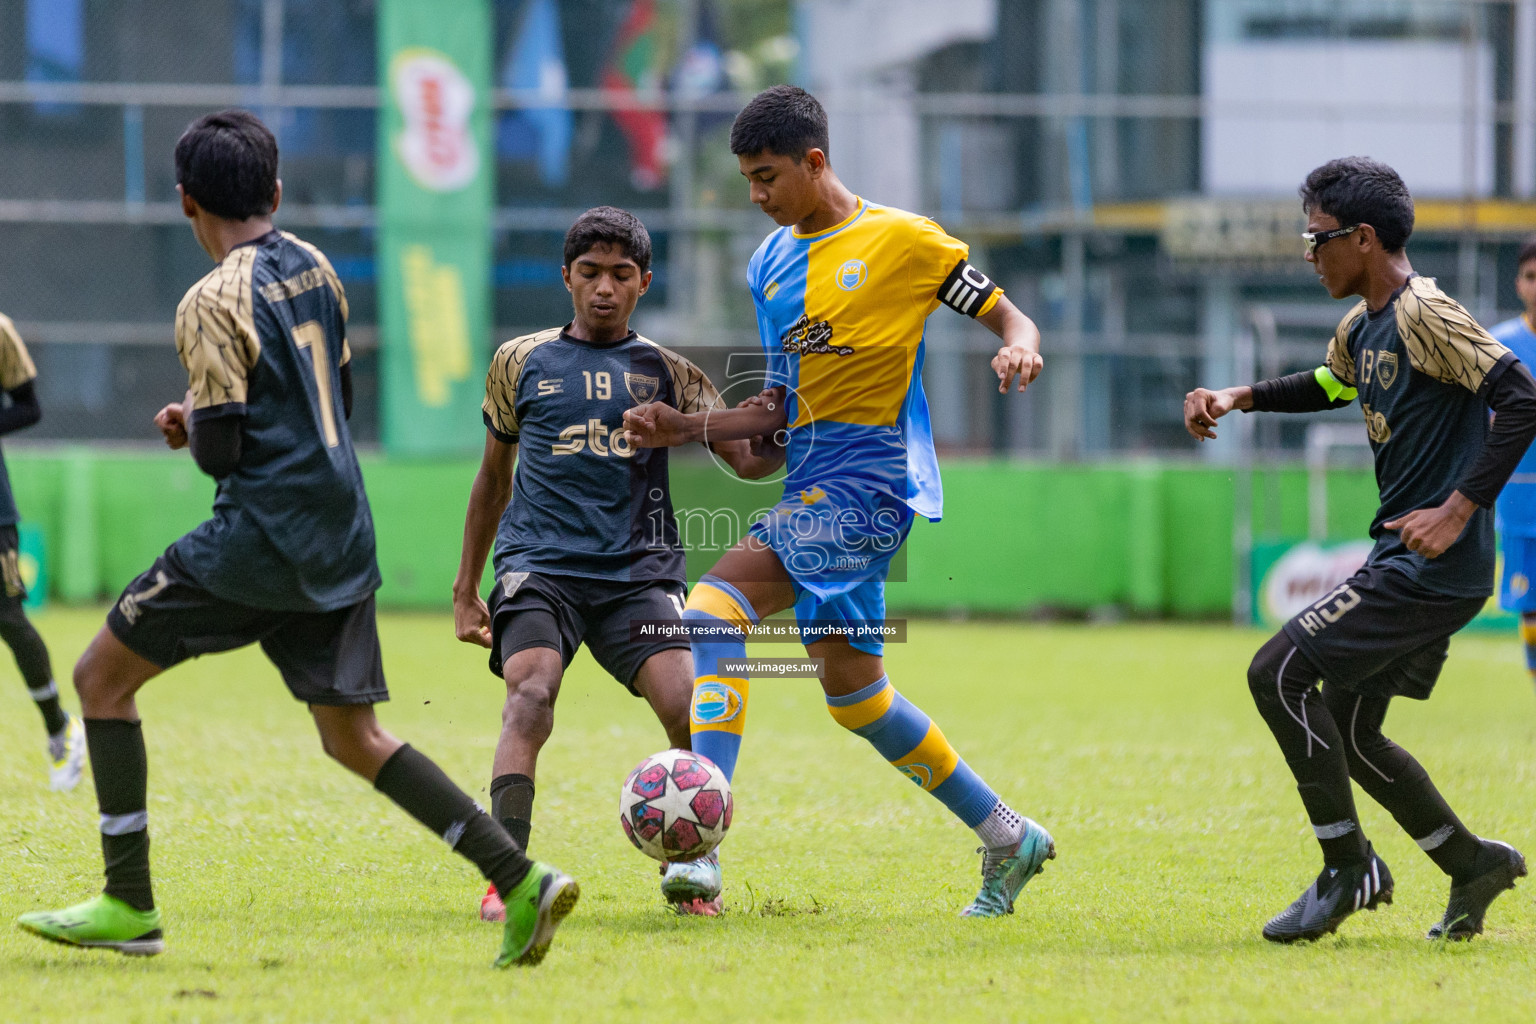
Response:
[961,818,1056,917]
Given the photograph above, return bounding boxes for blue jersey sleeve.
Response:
[1492,317,1536,535]
[746,252,789,389]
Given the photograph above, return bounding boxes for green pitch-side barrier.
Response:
[7,450,1385,618]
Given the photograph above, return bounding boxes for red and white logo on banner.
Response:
[392,48,478,192]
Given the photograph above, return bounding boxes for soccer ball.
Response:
[618,749,733,863]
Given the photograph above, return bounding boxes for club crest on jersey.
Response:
[1375,351,1398,390]
[625,372,660,404]
[899,763,933,788]
[835,259,868,291]
[690,682,743,725]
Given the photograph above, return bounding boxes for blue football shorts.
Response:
[748,477,913,656]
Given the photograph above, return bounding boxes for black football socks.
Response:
[0,606,64,735]
[1319,684,1481,878]
[374,745,531,897]
[85,718,155,911]
[490,773,535,853]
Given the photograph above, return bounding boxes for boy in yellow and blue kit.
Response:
[623,86,1052,917]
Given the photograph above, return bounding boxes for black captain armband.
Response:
[938,260,1000,317]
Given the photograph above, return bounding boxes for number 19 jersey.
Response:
[169,230,379,612]
[482,327,722,583]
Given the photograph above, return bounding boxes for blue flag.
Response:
[497,0,572,187]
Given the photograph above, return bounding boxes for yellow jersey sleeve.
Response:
[0,314,38,391]
[1325,301,1367,387]
[911,218,1002,317]
[1397,277,1511,393]
[175,265,262,414]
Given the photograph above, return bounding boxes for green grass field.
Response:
[4,610,1536,1022]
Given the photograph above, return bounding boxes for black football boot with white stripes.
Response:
[1426,838,1527,941]
[1262,845,1393,944]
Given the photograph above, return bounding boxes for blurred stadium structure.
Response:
[1,0,1533,460]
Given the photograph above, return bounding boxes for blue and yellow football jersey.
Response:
[745,200,999,648]
[1493,314,1536,537]
[169,230,380,612]
[747,199,998,523]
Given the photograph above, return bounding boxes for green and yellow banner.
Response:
[377,0,493,455]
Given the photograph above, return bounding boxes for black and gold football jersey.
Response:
[170,230,379,611]
[482,327,721,583]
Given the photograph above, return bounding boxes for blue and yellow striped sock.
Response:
[1522,616,1536,686]
[826,675,1002,832]
[685,576,757,782]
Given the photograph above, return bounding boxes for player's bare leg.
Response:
[310,704,404,779]
[633,647,693,750]
[476,647,563,920]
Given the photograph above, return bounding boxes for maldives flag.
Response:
[600,0,668,190]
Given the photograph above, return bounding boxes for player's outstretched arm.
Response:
[707,389,788,480]
[623,387,788,448]
[453,431,517,648]
[978,295,1044,394]
[1183,386,1252,441]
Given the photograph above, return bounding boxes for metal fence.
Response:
[2,0,1534,455]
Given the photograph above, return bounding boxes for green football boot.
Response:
[17,893,164,955]
[961,818,1056,917]
[495,862,580,968]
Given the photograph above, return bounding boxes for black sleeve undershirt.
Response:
[1247,370,1353,413]
[191,362,351,479]
[189,416,242,479]
[0,381,42,436]
[1458,354,1536,509]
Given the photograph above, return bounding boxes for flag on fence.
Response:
[497,0,572,187]
[599,0,668,190]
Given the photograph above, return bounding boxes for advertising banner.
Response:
[377,0,493,455]
[1251,539,1514,632]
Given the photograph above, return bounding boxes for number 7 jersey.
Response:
[170,229,380,612]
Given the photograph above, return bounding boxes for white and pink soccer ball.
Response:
[619,749,733,863]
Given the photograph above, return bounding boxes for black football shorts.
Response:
[487,571,689,693]
[107,551,388,706]
[1282,562,1485,700]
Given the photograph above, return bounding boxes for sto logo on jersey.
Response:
[690,682,743,725]
[835,259,868,291]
